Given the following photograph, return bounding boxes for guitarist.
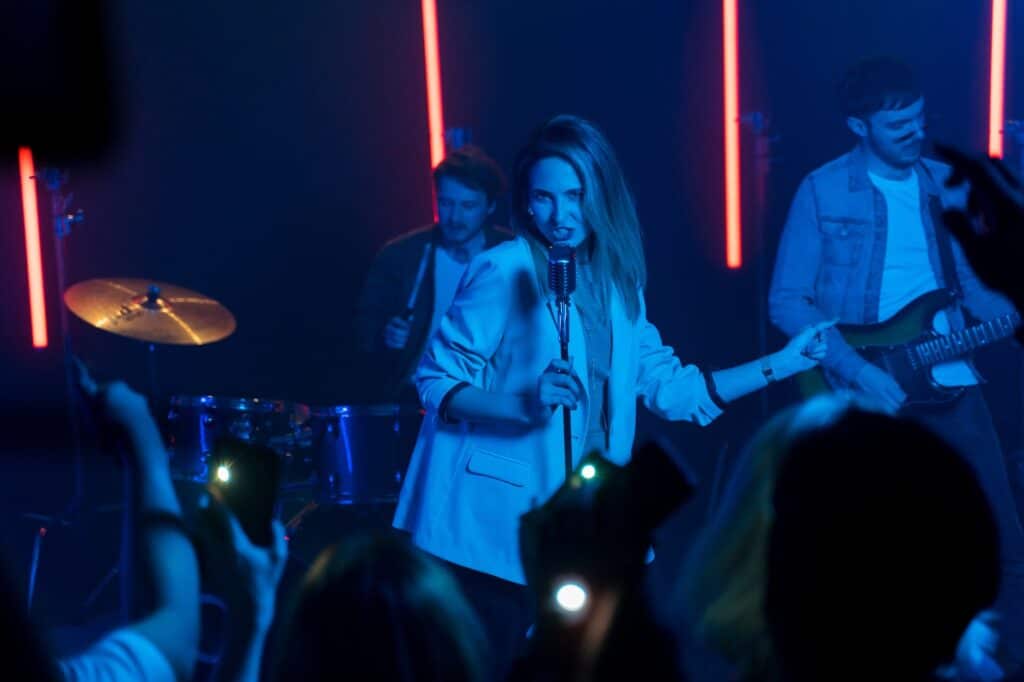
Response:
[769,56,1024,662]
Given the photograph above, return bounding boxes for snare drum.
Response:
[308,404,422,505]
[167,395,307,482]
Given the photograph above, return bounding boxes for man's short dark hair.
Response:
[433,145,507,203]
[838,57,922,119]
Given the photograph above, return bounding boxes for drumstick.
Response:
[404,242,434,319]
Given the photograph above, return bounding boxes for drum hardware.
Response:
[165,398,422,506]
[64,278,237,347]
[50,266,427,613]
[21,168,93,616]
[56,274,235,624]
[65,276,236,406]
[166,395,309,484]
[306,404,422,506]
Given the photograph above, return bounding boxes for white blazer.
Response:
[392,237,722,583]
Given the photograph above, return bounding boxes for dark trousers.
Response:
[908,387,1024,665]
[445,561,533,681]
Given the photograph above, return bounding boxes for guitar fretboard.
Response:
[911,311,1021,367]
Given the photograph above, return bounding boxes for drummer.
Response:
[353,146,513,405]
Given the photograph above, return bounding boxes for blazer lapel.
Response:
[606,289,632,457]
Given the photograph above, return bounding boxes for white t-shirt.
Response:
[428,246,471,344]
[59,628,175,682]
[869,170,975,387]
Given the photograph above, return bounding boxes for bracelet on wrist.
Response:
[761,356,777,384]
[700,366,728,410]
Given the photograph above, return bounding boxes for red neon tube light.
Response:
[18,147,48,348]
[723,0,742,269]
[988,0,1008,158]
[421,0,445,170]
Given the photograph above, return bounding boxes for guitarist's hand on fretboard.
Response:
[853,363,907,413]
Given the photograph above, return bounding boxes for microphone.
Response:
[547,245,577,305]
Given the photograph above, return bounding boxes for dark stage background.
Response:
[2,0,1022,637]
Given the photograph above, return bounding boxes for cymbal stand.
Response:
[30,173,136,625]
[739,112,777,417]
[24,170,86,612]
[42,168,86,518]
[140,285,162,402]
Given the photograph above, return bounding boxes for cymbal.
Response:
[64,278,236,345]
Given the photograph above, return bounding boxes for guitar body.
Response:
[797,290,969,408]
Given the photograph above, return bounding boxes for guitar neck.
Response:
[910,311,1021,367]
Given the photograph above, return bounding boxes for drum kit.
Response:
[65,277,420,509]
[21,174,410,624]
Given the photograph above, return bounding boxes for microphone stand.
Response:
[556,295,572,479]
[549,244,577,481]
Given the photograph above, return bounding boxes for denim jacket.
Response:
[769,146,1016,383]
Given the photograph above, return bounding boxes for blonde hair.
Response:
[677,393,872,679]
[510,115,647,321]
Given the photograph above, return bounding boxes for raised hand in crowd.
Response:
[936,143,1024,314]
[195,496,288,682]
[61,367,200,682]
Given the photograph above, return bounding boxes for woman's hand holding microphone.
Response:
[527,358,585,425]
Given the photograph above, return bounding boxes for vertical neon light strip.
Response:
[421,0,445,170]
[18,147,48,348]
[989,0,1007,158]
[723,0,742,268]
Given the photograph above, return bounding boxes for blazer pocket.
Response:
[466,449,528,487]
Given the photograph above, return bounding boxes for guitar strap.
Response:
[928,191,963,301]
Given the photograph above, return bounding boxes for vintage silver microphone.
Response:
[548,245,576,478]
[548,245,577,311]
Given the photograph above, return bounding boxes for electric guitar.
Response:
[797,289,1020,408]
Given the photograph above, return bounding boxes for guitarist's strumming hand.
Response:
[854,363,907,414]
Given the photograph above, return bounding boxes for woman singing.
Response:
[393,115,831,669]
